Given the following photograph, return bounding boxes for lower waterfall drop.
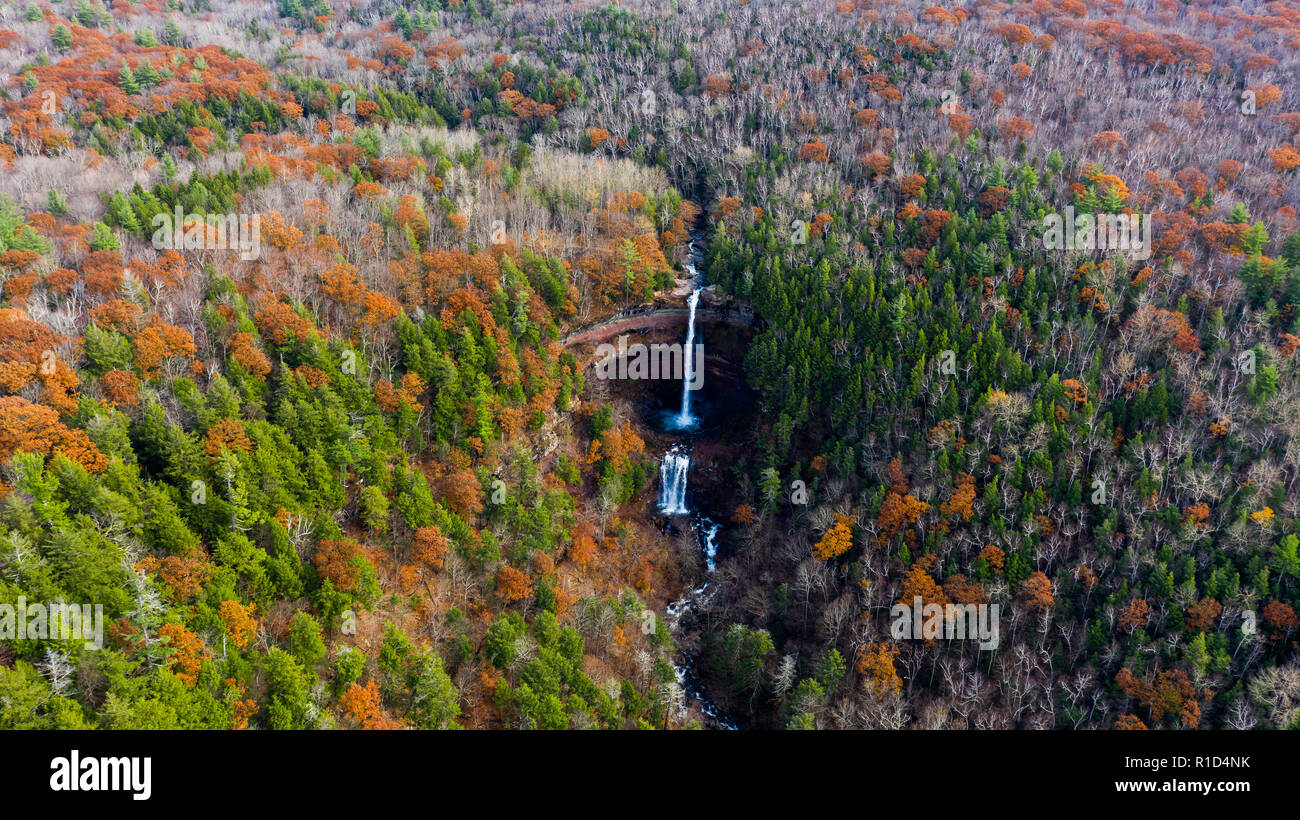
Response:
[658,448,690,515]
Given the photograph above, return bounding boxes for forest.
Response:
[0,0,1298,731]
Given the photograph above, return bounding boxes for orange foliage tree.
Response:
[495,565,533,602]
[1118,598,1150,633]
[1019,571,1055,610]
[340,680,401,729]
[855,642,902,696]
[812,513,855,561]
[938,473,975,521]
[218,600,258,648]
[158,623,210,686]
[898,173,926,199]
[412,525,449,574]
[569,520,600,568]
[203,418,253,458]
[1115,667,1200,728]
[0,396,107,472]
[314,538,363,591]
[135,323,196,377]
[898,554,949,611]
[796,138,830,163]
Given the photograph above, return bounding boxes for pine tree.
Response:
[118,60,139,94]
[75,0,95,27]
[89,222,119,251]
[135,59,160,89]
[163,18,183,47]
[46,188,67,217]
[51,24,72,51]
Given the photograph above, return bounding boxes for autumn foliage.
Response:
[812,513,855,561]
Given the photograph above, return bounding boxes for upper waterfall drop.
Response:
[672,288,702,430]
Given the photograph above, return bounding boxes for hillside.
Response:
[0,0,1298,733]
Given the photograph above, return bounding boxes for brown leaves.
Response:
[859,151,892,179]
[876,490,929,545]
[1125,305,1200,357]
[1198,220,1246,252]
[898,173,926,199]
[918,209,951,243]
[992,23,1034,47]
[947,111,974,140]
[89,299,144,336]
[943,574,988,605]
[1261,601,1298,641]
[978,545,1005,575]
[852,108,879,130]
[253,297,315,346]
[997,116,1035,142]
[2,272,38,302]
[1118,598,1149,633]
[1061,378,1088,406]
[99,369,139,406]
[1114,714,1147,730]
[898,554,948,610]
[1116,667,1201,728]
[437,467,483,517]
[1182,502,1210,528]
[875,457,929,545]
[260,211,303,251]
[585,421,644,473]
[731,504,756,526]
[702,73,732,98]
[1185,598,1222,631]
[976,186,1010,216]
[1269,145,1300,172]
[391,193,428,238]
[712,196,743,222]
[440,287,497,334]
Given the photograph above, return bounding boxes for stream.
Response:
[657,231,736,730]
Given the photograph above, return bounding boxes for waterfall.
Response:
[658,448,690,515]
[673,288,701,429]
[655,227,736,728]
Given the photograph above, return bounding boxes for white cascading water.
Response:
[673,288,701,429]
[664,517,733,728]
[701,521,720,573]
[658,447,690,515]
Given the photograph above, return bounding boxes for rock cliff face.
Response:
[560,301,760,350]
